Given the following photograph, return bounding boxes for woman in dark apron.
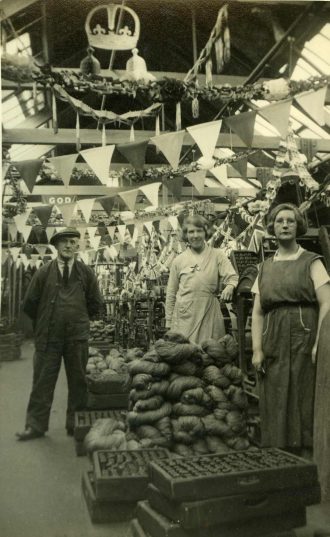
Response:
[251,203,330,454]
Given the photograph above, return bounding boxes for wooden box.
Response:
[82,471,136,523]
[92,448,171,501]
[136,501,306,537]
[148,448,318,502]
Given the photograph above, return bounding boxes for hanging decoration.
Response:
[85,3,140,51]
[121,48,156,83]
[185,4,230,83]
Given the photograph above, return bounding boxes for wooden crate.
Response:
[87,392,129,410]
[74,409,127,441]
[92,448,171,501]
[136,501,306,537]
[82,471,136,523]
[148,448,318,502]
[147,482,320,529]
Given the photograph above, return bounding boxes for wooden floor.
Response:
[0,340,329,537]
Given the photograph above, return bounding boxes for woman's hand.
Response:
[220,284,235,302]
[252,349,265,372]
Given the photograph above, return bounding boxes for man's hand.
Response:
[311,343,318,364]
[220,284,235,302]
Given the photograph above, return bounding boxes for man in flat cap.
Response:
[17,227,103,440]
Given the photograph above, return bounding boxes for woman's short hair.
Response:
[267,203,307,237]
[181,214,213,241]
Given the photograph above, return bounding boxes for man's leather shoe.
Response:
[16,427,44,441]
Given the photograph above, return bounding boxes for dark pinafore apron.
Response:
[258,251,320,449]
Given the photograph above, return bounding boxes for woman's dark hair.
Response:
[181,214,213,241]
[267,203,307,237]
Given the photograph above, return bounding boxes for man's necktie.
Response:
[63,260,69,286]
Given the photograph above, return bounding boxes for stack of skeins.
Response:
[127,348,172,448]
[160,332,212,457]
[200,335,250,452]
[84,417,141,454]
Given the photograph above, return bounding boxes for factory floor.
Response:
[0,340,329,537]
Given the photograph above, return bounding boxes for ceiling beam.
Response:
[4,128,330,152]
[26,185,258,198]
[0,0,40,20]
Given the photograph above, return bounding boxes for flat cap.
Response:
[50,227,81,246]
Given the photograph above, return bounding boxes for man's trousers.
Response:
[25,340,89,433]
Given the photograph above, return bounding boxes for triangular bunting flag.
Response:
[89,235,101,250]
[160,218,170,238]
[77,198,95,224]
[118,189,138,212]
[231,157,248,178]
[13,208,32,231]
[225,111,257,147]
[97,225,108,238]
[107,226,116,240]
[117,140,149,177]
[150,130,185,169]
[258,99,292,139]
[187,120,222,159]
[117,225,127,243]
[36,245,48,256]
[46,227,55,243]
[32,205,53,228]
[8,223,18,242]
[60,203,76,226]
[79,252,89,264]
[153,219,161,233]
[87,227,97,239]
[48,154,77,187]
[13,160,43,193]
[165,176,185,201]
[35,260,43,270]
[144,222,153,236]
[168,215,179,230]
[99,195,116,216]
[294,86,327,126]
[185,170,206,194]
[19,254,29,270]
[126,224,135,238]
[139,183,161,207]
[9,247,21,263]
[108,245,119,259]
[131,227,139,246]
[48,244,58,256]
[210,165,228,185]
[80,145,115,185]
[20,225,32,243]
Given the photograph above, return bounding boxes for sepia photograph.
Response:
[0,1,330,536]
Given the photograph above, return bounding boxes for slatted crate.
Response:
[92,448,171,501]
[87,391,129,410]
[135,501,306,537]
[86,373,129,395]
[74,410,127,441]
[82,471,136,523]
[147,482,320,530]
[148,448,318,502]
